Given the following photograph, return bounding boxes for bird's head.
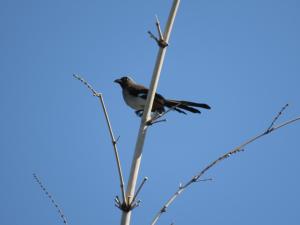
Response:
[114,76,135,88]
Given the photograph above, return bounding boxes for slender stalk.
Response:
[33,174,68,225]
[150,115,300,225]
[131,177,148,205]
[98,94,127,205]
[121,1,180,224]
[73,74,126,205]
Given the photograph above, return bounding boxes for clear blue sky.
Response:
[1,0,300,225]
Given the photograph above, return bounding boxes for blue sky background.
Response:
[1,0,300,225]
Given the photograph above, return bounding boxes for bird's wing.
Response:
[128,84,166,112]
[127,84,148,97]
[128,84,165,101]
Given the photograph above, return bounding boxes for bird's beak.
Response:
[114,78,121,84]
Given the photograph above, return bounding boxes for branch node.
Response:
[118,202,131,212]
[191,176,198,183]
[161,206,167,213]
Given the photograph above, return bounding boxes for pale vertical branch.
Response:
[150,110,300,225]
[73,74,127,206]
[33,174,68,224]
[121,1,181,225]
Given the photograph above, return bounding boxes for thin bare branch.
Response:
[150,111,300,225]
[33,173,68,225]
[73,74,100,97]
[148,119,167,126]
[148,31,160,43]
[73,74,127,206]
[115,195,121,205]
[155,15,164,41]
[131,177,149,207]
[147,103,181,126]
[266,103,289,132]
[196,178,213,182]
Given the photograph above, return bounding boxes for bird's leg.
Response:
[151,111,162,120]
[135,110,144,117]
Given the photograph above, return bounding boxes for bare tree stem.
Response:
[121,1,180,224]
[150,112,300,225]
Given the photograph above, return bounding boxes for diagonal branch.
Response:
[131,177,148,206]
[147,103,182,126]
[150,106,300,225]
[73,74,99,97]
[73,74,127,207]
[266,103,289,132]
[33,173,68,225]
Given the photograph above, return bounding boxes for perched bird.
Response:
[114,76,211,116]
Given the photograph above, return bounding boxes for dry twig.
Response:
[33,173,68,224]
[150,105,300,225]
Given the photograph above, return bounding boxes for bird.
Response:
[114,76,211,116]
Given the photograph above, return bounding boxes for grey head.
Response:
[114,76,135,89]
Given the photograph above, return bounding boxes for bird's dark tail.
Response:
[165,99,211,114]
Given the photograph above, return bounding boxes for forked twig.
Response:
[33,174,68,224]
[151,105,300,225]
[148,15,168,48]
[73,74,127,207]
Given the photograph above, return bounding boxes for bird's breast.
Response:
[122,90,146,110]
